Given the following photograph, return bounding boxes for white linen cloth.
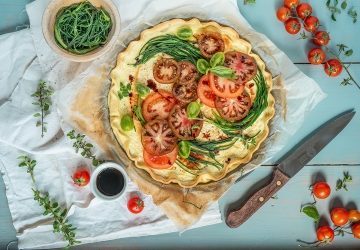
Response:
[0,0,326,249]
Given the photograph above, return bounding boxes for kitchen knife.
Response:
[226,111,356,228]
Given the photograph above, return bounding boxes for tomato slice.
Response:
[143,145,178,169]
[197,32,225,58]
[168,105,203,140]
[178,61,198,84]
[142,91,177,122]
[141,119,177,156]
[197,74,216,108]
[209,72,245,98]
[153,58,180,84]
[172,81,198,103]
[214,91,252,122]
[224,51,257,84]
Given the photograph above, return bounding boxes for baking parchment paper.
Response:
[57,0,327,231]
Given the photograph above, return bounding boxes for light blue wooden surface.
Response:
[1,0,360,249]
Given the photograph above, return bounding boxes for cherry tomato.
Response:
[324,59,343,77]
[209,73,245,98]
[215,91,252,122]
[314,31,330,46]
[197,74,216,108]
[142,91,177,122]
[284,0,300,10]
[352,222,360,239]
[316,226,334,243]
[197,32,225,58]
[331,208,349,226]
[153,58,180,84]
[178,61,198,84]
[304,16,320,32]
[285,19,301,34]
[168,105,203,140]
[143,145,178,169]
[127,197,144,214]
[312,181,331,198]
[348,210,360,222]
[277,7,292,22]
[73,169,90,187]
[172,81,198,103]
[224,51,258,84]
[141,119,177,156]
[296,3,312,19]
[308,48,326,65]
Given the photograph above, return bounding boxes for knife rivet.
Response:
[259,197,264,202]
[277,181,282,186]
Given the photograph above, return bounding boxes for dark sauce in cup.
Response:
[96,167,124,196]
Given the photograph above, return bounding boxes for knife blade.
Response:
[226,111,355,228]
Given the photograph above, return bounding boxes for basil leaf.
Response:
[209,66,237,79]
[135,83,150,97]
[187,101,201,118]
[197,59,210,74]
[210,52,225,67]
[301,205,320,222]
[177,27,193,40]
[178,141,191,158]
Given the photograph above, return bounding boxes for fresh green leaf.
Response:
[244,0,256,4]
[341,0,347,9]
[326,0,331,6]
[135,83,150,97]
[334,0,338,7]
[92,159,99,167]
[209,66,237,79]
[33,113,41,117]
[332,13,337,21]
[177,27,193,40]
[301,205,320,222]
[345,49,353,56]
[186,102,201,118]
[178,140,191,158]
[196,59,210,74]
[210,52,225,67]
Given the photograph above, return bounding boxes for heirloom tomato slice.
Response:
[215,90,251,122]
[141,120,177,156]
[209,72,245,98]
[197,32,225,58]
[143,145,178,169]
[197,74,216,108]
[224,51,257,84]
[178,61,198,84]
[142,91,177,122]
[153,58,180,84]
[168,105,203,140]
[172,81,198,103]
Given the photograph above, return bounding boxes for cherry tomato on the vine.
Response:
[277,7,292,22]
[352,223,360,239]
[324,59,343,77]
[285,19,301,34]
[296,3,313,19]
[312,181,331,198]
[314,31,330,46]
[73,169,90,187]
[308,48,326,65]
[284,0,300,10]
[127,196,144,214]
[331,208,349,226]
[348,210,360,222]
[304,16,320,32]
[316,226,334,243]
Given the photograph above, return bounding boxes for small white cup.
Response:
[90,162,128,202]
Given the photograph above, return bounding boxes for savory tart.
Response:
[109,18,275,188]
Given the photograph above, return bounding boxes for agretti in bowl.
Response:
[42,0,120,62]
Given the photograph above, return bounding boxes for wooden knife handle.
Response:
[226,168,290,228]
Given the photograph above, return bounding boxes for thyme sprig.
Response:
[118,82,131,100]
[32,81,53,138]
[32,189,81,249]
[348,10,357,23]
[17,156,36,183]
[336,172,352,191]
[67,130,105,166]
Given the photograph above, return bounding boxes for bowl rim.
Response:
[42,0,121,62]
[90,162,128,202]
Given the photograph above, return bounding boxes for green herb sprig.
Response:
[32,189,81,249]
[336,172,352,191]
[301,205,320,223]
[54,2,112,54]
[67,130,105,166]
[134,34,206,66]
[348,10,357,23]
[18,156,36,183]
[244,0,256,4]
[327,0,341,21]
[118,82,131,100]
[32,81,53,138]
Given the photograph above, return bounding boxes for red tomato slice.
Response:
[215,91,251,122]
[142,91,177,122]
[143,145,178,169]
[141,119,177,156]
[168,105,203,140]
[209,72,245,98]
[197,74,216,108]
[224,51,258,84]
